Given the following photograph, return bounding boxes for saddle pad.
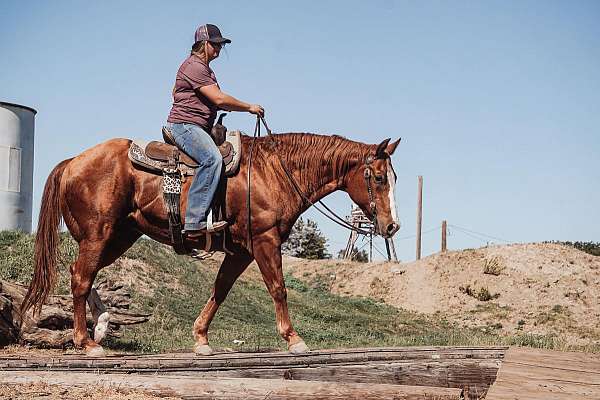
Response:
[128,130,242,177]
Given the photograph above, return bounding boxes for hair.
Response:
[191,40,207,61]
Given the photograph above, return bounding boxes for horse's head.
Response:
[345,138,401,238]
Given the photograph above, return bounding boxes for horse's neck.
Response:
[274,145,347,208]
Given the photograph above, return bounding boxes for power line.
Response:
[394,225,440,240]
[371,242,389,259]
[449,227,489,244]
[448,224,511,243]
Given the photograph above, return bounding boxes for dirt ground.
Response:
[0,382,180,400]
[283,243,600,347]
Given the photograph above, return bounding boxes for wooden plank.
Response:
[0,346,507,372]
[154,359,500,400]
[0,371,462,400]
[0,346,505,399]
[486,347,600,400]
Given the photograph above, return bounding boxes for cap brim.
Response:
[209,37,231,44]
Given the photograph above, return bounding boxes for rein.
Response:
[246,117,376,253]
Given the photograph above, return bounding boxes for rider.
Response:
[165,24,264,237]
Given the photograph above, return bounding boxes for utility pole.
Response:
[416,175,423,261]
[441,220,447,253]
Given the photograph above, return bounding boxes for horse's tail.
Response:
[21,159,71,316]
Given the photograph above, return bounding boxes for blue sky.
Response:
[2,1,599,261]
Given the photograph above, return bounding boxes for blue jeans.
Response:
[165,122,223,230]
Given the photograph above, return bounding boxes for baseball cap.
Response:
[194,24,231,44]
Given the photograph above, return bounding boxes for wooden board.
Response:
[0,371,463,399]
[0,346,505,399]
[485,347,600,400]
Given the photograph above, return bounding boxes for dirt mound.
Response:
[283,243,600,346]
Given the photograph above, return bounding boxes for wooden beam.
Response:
[0,346,506,399]
[486,347,600,400]
[0,371,463,400]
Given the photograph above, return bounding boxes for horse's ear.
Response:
[375,138,391,159]
[386,138,401,156]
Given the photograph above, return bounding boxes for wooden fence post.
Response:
[441,220,447,253]
[416,176,423,260]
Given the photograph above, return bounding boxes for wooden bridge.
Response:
[0,346,598,399]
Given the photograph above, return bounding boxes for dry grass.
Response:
[0,382,180,400]
[483,256,505,276]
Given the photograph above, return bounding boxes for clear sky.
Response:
[2,1,599,261]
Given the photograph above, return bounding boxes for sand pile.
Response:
[283,243,600,346]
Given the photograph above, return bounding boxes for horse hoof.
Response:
[86,345,106,357]
[94,312,111,344]
[194,344,214,356]
[289,340,309,354]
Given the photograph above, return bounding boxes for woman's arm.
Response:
[199,84,264,116]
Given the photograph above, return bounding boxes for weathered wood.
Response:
[0,371,463,399]
[0,280,151,348]
[161,359,500,399]
[441,220,447,252]
[0,295,18,346]
[416,175,423,260]
[486,347,600,400]
[0,346,505,399]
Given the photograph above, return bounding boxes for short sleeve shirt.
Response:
[167,55,219,132]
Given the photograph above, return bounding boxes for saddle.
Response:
[126,119,242,256]
[128,128,241,177]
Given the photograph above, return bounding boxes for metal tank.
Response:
[0,101,36,233]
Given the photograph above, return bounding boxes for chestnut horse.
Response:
[22,132,400,356]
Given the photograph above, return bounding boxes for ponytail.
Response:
[191,40,207,63]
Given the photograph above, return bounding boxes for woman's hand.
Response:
[248,104,265,117]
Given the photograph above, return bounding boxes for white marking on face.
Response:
[387,159,399,224]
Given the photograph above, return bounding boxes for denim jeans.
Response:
[164,122,223,230]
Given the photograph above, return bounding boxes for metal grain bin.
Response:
[0,101,36,233]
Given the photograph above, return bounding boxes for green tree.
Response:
[549,241,600,256]
[282,218,331,259]
[336,247,369,263]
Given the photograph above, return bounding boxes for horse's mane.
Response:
[248,132,373,192]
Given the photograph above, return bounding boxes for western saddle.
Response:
[127,116,242,256]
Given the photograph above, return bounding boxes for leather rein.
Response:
[246,116,377,254]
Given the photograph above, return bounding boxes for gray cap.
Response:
[194,24,231,44]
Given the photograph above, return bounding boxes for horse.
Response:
[22,131,401,356]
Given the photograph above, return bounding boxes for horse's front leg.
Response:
[253,232,309,354]
[193,249,253,355]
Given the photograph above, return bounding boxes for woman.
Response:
[165,24,264,238]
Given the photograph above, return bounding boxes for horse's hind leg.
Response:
[71,241,106,356]
[71,230,141,355]
[86,285,109,344]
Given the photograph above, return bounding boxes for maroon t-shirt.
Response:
[167,55,219,132]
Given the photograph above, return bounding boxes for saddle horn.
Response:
[211,113,228,146]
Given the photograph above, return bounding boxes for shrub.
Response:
[459,284,500,302]
[483,256,505,276]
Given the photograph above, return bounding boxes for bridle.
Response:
[246,116,379,253]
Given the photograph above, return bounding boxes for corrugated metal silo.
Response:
[0,101,36,233]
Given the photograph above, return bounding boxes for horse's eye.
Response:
[374,174,385,184]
